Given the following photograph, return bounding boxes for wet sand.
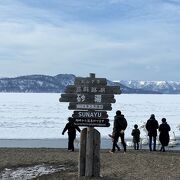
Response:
[0,148,179,180]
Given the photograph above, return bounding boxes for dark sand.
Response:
[0,148,179,180]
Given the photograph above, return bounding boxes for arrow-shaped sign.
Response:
[65,85,121,94]
[74,118,110,127]
[72,111,108,119]
[60,93,115,103]
[68,103,112,110]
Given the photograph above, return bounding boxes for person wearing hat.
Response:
[62,117,81,152]
[159,118,171,152]
[146,114,159,151]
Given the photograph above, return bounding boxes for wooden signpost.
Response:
[65,85,120,94]
[60,93,115,103]
[73,118,110,127]
[59,73,120,177]
[68,103,112,111]
[72,111,108,119]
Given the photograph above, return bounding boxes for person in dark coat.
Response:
[159,118,171,152]
[131,124,140,150]
[110,110,127,153]
[108,132,121,151]
[146,114,159,151]
[62,117,81,152]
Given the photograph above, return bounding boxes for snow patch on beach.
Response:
[0,164,65,180]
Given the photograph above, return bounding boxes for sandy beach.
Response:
[0,148,179,180]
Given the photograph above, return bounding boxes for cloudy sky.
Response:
[0,0,180,81]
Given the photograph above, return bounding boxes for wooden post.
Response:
[93,129,100,177]
[90,73,95,78]
[85,127,100,177]
[85,127,94,176]
[78,128,87,176]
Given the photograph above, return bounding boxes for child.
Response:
[108,133,120,151]
[131,124,140,150]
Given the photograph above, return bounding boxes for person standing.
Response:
[131,124,140,150]
[62,117,81,152]
[159,118,171,152]
[146,114,159,151]
[110,110,127,153]
[108,133,121,151]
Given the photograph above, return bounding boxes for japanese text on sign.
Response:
[76,94,102,103]
[76,86,106,93]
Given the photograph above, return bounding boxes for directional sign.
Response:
[74,77,107,86]
[59,74,121,127]
[68,103,112,110]
[74,118,110,127]
[60,93,115,103]
[72,111,108,119]
[65,85,121,94]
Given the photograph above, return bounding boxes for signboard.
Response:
[74,77,107,86]
[68,103,112,111]
[72,111,108,119]
[65,85,121,94]
[59,73,120,127]
[60,93,115,103]
[74,118,110,127]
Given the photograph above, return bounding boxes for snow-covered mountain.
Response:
[0,74,75,93]
[0,74,179,94]
[119,80,180,94]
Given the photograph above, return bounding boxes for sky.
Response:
[0,0,180,81]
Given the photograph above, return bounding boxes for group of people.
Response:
[62,111,171,153]
[109,111,171,153]
[146,114,171,152]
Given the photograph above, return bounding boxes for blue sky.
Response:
[0,0,180,81]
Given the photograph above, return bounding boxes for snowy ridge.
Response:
[0,74,75,93]
[0,74,180,94]
[119,80,180,94]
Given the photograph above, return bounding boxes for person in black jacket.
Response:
[110,110,127,153]
[131,124,140,150]
[146,114,159,151]
[62,117,81,152]
[159,118,171,152]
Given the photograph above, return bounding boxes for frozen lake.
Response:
[0,93,180,140]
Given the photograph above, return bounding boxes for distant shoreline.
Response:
[0,138,180,151]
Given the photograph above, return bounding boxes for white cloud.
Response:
[0,0,180,80]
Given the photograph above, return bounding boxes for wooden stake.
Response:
[78,128,87,176]
[93,129,100,177]
[85,127,94,176]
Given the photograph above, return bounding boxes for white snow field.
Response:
[0,93,179,139]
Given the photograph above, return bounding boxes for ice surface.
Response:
[0,93,179,139]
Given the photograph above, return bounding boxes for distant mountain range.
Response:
[0,74,180,94]
[119,80,180,94]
